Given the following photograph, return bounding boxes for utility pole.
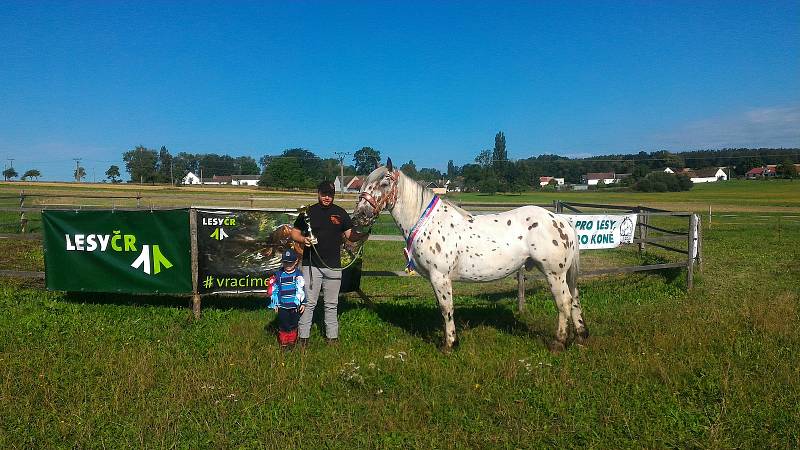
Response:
[170,161,174,186]
[334,151,351,190]
[7,158,13,169]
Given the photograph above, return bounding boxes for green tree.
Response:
[283,149,322,181]
[479,172,499,194]
[21,169,40,181]
[353,147,381,175]
[492,131,507,169]
[475,149,492,167]
[447,160,458,178]
[235,156,260,175]
[633,172,692,192]
[106,165,121,183]
[400,160,418,178]
[777,159,798,179]
[123,146,158,183]
[461,164,484,192]
[259,157,309,189]
[3,167,18,180]
[417,167,442,183]
[74,166,86,182]
[157,146,173,183]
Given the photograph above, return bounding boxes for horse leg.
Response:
[429,272,457,352]
[568,268,589,345]
[566,247,588,345]
[545,271,573,353]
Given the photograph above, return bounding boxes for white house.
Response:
[334,176,365,193]
[584,172,617,186]
[539,176,565,187]
[690,168,728,183]
[231,175,260,186]
[182,171,201,185]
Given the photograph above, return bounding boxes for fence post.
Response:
[190,208,201,319]
[517,269,526,312]
[19,190,27,233]
[687,213,697,290]
[136,192,141,208]
[640,209,649,255]
[708,205,712,230]
[697,216,704,273]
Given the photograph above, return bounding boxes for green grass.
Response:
[1,184,799,447]
[450,179,800,213]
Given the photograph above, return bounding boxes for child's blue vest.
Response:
[270,269,304,309]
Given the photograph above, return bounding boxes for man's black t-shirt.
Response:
[294,203,353,269]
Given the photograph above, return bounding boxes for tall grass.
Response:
[1,180,798,447]
[1,209,798,447]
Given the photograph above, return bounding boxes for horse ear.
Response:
[387,157,393,172]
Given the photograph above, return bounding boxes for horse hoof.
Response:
[574,329,590,346]
[548,340,566,354]
[439,340,458,354]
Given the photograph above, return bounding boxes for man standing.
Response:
[291,180,364,346]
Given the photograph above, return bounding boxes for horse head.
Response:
[353,157,400,228]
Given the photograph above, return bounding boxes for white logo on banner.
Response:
[561,214,638,250]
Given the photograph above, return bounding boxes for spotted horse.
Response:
[353,159,588,352]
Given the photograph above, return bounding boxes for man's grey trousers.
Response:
[298,265,342,339]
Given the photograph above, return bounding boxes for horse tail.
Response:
[567,227,580,298]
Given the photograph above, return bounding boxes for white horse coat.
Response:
[354,163,588,351]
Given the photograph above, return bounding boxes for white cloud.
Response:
[655,105,800,149]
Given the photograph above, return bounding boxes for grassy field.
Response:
[0,180,798,447]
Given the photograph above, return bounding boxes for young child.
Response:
[268,249,306,350]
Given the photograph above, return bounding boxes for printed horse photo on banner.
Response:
[196,209,306,293]
[353,158,587,352]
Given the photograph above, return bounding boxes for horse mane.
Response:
[394,170,470,219]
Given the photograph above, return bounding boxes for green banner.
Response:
[43,209,192,293]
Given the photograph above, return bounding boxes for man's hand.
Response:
[299,305,305,314]
[303,236,318,247]
[273,307,278,313]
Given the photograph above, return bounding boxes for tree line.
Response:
[4,137,796,189]
[105,142,800,189]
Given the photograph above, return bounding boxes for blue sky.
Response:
[2,1,799,181]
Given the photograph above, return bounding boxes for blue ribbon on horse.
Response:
[404,195,441,272]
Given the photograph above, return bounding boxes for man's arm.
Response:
[290,227,314,246]
[343,228,369,242]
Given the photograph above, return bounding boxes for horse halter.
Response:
[358,171,399,220]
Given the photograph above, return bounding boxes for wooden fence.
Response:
[0,195,705,316]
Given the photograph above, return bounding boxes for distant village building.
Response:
[746,165,777,179]
[182,171,201,185]
[539,176,565,187]
[334,175,364,193]
[231,175,260,186]
[664,167,728,183]
[583,172,617,185]
[426,181,447,195]
[690,168,728,183]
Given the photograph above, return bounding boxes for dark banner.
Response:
[197,209,299,294]
[197,209,362,294]
[43,209,192,293]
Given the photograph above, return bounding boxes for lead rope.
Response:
[302,212,368,273]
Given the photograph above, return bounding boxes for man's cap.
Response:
[317,180,335,195]
[281,248,298,262]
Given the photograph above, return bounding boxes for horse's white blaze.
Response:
[355,166,587,350]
